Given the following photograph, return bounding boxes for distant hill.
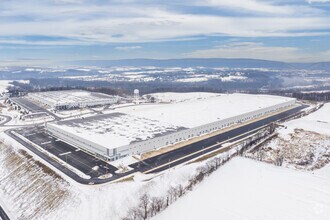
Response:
[69,58,292,69]
[308,62,330,70]
[68,58,330,70]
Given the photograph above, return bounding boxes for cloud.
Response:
[115,46,142,51]
[185,0,323,16]
[0,0,329,46]
[185,42,324,62]
[1,13,329,45]
[197,0,294,15]
[54,0,84,4]
[320,50,330,59]
[1,0,330,64]
[0,58,50,67]
[307,0,330,3]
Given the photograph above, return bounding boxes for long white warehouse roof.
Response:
[29,90,116,106]
[48,93,295,150]
[118,93,295,128]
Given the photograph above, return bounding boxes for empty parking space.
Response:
[11,97,46,113]
[15,127,118,178]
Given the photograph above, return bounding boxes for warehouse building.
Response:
[28,90,119,110]
[45,93,297,161]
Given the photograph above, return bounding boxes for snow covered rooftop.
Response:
[48,93,295,150]
[118,93,295,128]
[28,90,116,106]
[50,112,183,149]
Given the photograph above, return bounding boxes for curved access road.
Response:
[0,205,10,220]
[0,115,12,126]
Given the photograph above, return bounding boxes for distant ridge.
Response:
[69,58,291,69]
[68,58,330,70]
[308,62,330,70]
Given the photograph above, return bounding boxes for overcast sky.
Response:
[1,0,330,65]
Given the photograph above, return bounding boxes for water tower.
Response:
[133,89,139,101]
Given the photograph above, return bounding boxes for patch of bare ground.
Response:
[0,142,72,219]
[246,129,330,170]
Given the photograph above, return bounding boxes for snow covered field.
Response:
[0,132,207,220]
[248,103,330,170]
[153,102,330,220]
[281,103,330,136]
[142,92,220,103]
[155,157,330,220]
[0,80,12,94]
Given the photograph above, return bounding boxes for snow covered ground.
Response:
[0,80,12,94]
[281,103,330,136]
[155,157,330,220]
[0,131,206,220]
[247,103,330,170]
[0,91,324,220]
[176,77,209,83]
[153,102,330,220]
[142,92,219,103]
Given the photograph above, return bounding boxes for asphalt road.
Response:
[129,105,306,173]
[14,127,118,178]
[11,97,45,113]
[6,104,307,184]
[0,115,11,125]
[10,97,60,120]
[0,206,10,220]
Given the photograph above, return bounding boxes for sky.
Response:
[1,0,330,65]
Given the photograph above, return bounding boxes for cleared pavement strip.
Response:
[144,125,266,174]
[0,206,10,220]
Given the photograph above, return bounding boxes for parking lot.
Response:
[10,97,61,120]
[11,97,46,113]
[14,126,118,179]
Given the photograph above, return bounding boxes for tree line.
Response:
[122,126,275,220]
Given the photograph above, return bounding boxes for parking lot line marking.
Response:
[59,151,72,156]
[25,133,36,137]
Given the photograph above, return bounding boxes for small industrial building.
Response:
[28,90,119,110]
[45,93,297,161]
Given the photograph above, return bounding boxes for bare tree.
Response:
[124,207,140,220]
[214,157,221,168]
[186,178,195,191]
[150,197,164,216]
[149,197,157,217]
[154,197,164,213]
[168,186,177,203]
[257,150,265,161]
[176,184,185,197]
[139,194,150,220]
[165,194,170,207]
[275,155,284,166]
